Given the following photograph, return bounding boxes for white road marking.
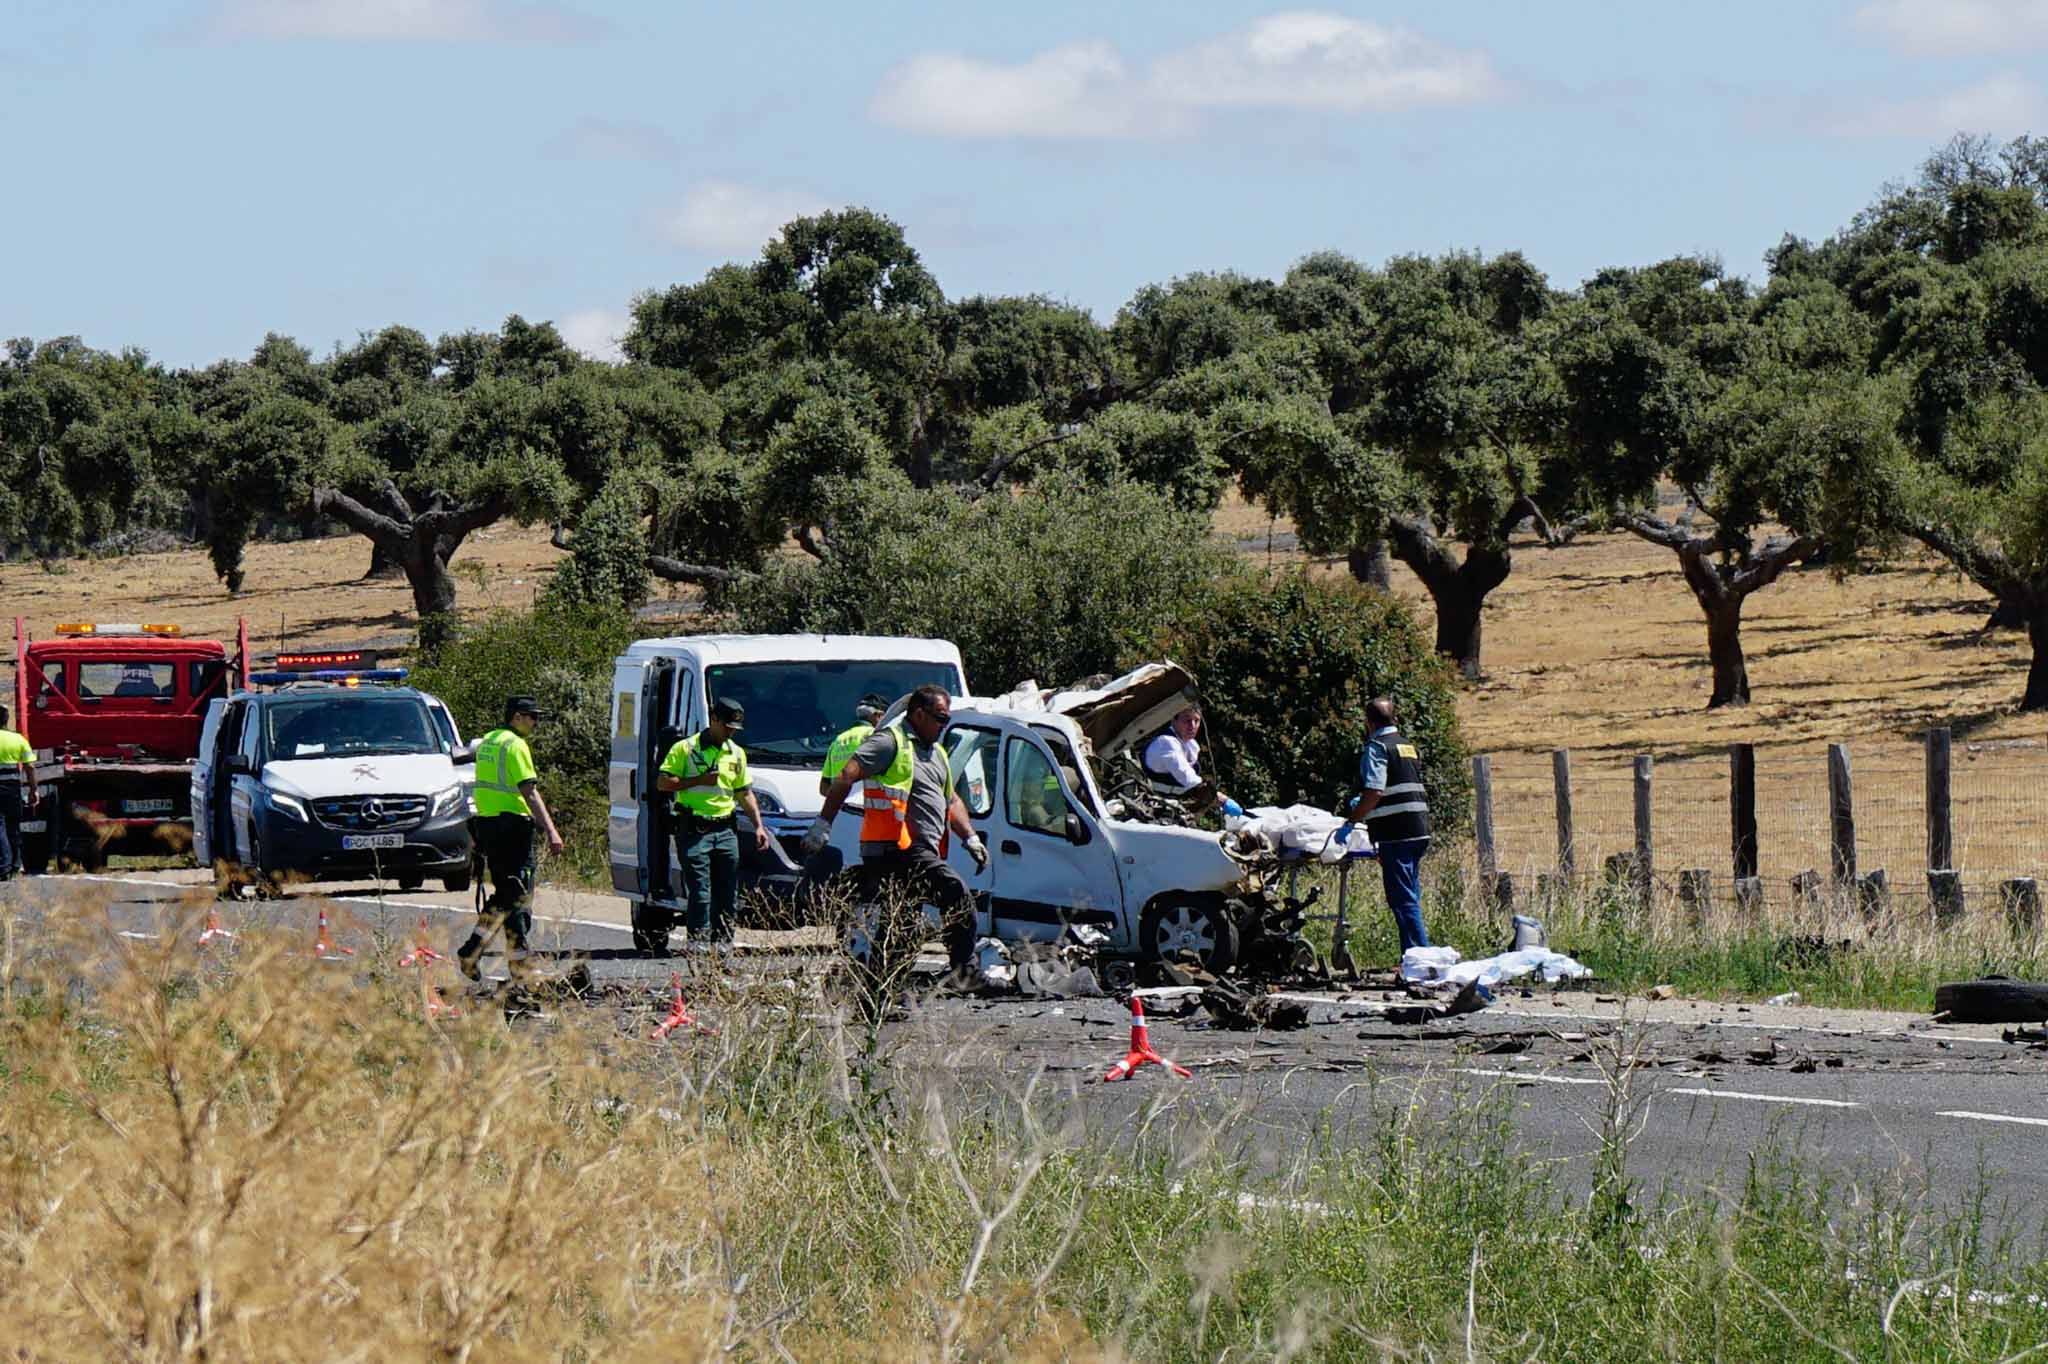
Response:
[1461,1068,1607,1087]
[1938,1110,2048,1128]
[1666,1087,1861,1109]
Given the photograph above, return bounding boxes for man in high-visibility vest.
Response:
[1345,696,1433,954]
[818,692,888,796]
[0,705,38,880]
[457,696,564,980]
[802,684,987,983]
[656,696,771,953]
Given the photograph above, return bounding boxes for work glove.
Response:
[799,817,831,860]
[964,834,989,873]
[1220,796,1245,818]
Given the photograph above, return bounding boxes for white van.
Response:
[192,683,475,891]
[607,634,967,947]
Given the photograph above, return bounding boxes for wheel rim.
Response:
[1154,904,1216,959]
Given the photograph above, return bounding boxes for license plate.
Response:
[122,798,174,815]
[343,834,404,850]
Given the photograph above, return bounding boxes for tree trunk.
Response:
[1346,540,1392,590]
[1705,597,1750,708]
[2024,605,2048,712]
[363,540,405,581]
[1384,517,1509,681]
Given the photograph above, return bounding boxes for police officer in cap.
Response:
[656,696,770,952]
[458,695,564,979]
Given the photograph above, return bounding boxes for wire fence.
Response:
[1478,732,2048,928]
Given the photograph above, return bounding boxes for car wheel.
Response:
[397,874,425,892]
[1139,897,1240,975]
[63,834,106,873]
[1934,976,2048,1024]
[441,871,471,893]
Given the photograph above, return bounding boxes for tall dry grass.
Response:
[4,886,2048,1361]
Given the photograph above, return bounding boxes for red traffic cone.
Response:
[305,906,355,960]
[419,967,460,1020]
[197,907,236,946]
[397,915,445,968]
[1103,995,1192,1082]
[650,971,717,1039]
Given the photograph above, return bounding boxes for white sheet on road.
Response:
[1400,944,1591,990]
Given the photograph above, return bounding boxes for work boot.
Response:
[456,935,483,982]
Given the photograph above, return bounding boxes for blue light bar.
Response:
[249,668,409,686]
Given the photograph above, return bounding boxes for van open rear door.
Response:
[609,657,683,902]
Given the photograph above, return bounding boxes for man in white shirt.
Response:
[1141,706,1241,815]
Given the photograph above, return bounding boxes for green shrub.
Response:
[1165,570,1470,830]
[410,605,637,881]
[545,471,651,611]
[728,471,1241,692]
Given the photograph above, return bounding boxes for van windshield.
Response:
[703,660,965,765]
[263,695,440,759]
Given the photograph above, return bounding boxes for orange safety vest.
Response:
[859,723,952,853]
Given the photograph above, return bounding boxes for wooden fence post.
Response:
[1828,743,1856,887]
[1925,726,1957,925]
[1730,743,1760,913]
[1633,754,1654,913]
[2002,878,2041,939]
[1552,748,1575,882]
[1472,755,1497,893]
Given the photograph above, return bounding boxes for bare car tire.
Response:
[1139,897,1240,976]
[1934,977,2048,1024]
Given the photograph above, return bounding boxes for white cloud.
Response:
[545,118,682,162]
[1819,71,2048,138]
[870,10,1502,141]
[656,180,831,255]
[559,307,628,364]
[1854,0,2048,56]
[189,0,604,42]
[871,41,1176,139]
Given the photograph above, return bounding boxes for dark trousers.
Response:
[676,824,739,942]
[1378,837,1431,954]
[859,846,977,970]
[0,783,20,878]
[463,813,535,958]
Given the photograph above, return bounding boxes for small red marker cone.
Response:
[197,907,235,946]
[305,906,354,960]
[650,971,716,1039]
[419,967,460,1020]
[1103,995,1191,1082]
[397,915,445,968]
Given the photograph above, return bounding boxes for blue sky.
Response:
[7,0,2047,368]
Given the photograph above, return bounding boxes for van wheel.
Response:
[441,871,471,894]
[1139,897,1239,975]
[397,874,425,892]
[631,900,671,957]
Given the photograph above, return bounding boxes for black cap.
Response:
[711,696,746,728]
[506,695,546,720]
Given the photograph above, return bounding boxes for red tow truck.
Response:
[12,618,249,872]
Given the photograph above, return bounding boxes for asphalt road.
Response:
[10,869,2047,1245]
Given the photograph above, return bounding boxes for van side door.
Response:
[633,658,689,905]
[191,699,226,863]
[989,724,1124,943]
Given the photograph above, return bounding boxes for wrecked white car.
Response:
[826,663,1313,976]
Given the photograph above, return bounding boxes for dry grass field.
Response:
[9,499,2045,901]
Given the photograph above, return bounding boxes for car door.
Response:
[228,702,263,864]
[190,699,225,863]
[989,727,1123,943]
[941,723,1003,935]
[635,658,688,907]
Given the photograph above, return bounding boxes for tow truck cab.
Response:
[606,633,968,917]
[192,663,473,890]
[12,619,248,869]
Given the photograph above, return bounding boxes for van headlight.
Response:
[431,784,468,818]
[270,792,309,823]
